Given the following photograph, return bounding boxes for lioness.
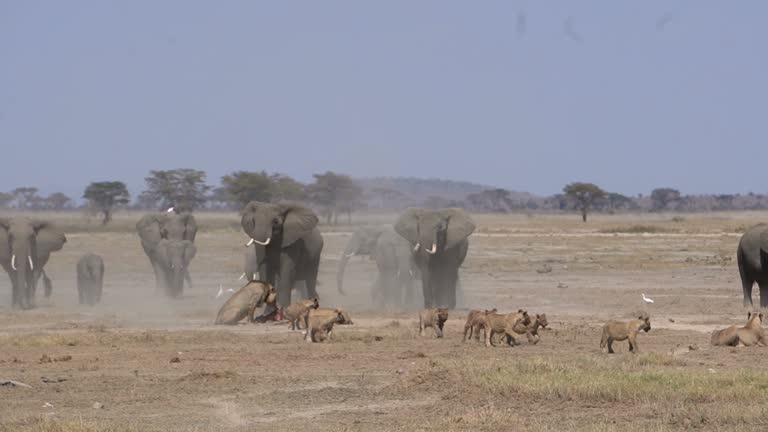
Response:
[463,308,497,342]
[600,312,651,354]
[304,308,348,343]
[484,310,532,348]
[282,297,320,330]
[711,312,766,347]
[419,308,449,338]
[214,281,276,325]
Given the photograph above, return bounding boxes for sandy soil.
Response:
[1,211,766,431]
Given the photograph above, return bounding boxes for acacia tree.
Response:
[306,172,363,224]
[44,192,73,210]
[221,171,276,207]
[650,188,681,211]
[141,169,211,211]
[563,182,606,222]
[83,181,131,225]
[12,187,39,209]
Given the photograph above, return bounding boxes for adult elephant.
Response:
[137,212,197,298]
[394,208,475,309]
[736,224,768,307]
[337,226,419,308]
[240,202,323,313]
[0,217,66,309]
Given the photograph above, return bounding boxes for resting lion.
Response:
[711,312,766,347]
[600,312,651,354]
[419,308,449,338]
[483,310,532,348]
[214,281,276,325]
[282,297,319,330]
[463,308,497,342]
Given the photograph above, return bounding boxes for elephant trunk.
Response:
[11,247,35,308]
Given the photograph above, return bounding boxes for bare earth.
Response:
[2,211,768,432]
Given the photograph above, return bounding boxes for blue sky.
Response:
[1,1,766,199]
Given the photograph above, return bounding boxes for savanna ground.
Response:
[2,211,768,431]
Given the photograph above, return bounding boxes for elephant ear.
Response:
[180,213,198,242]
[137,214,165,251]
[443,208,476,250]
[240,201,268,236]
[394,208,422,245]
[280,204,318,247]
[182,240,197,262]
[0,219,9,263]
[34,222,67,258]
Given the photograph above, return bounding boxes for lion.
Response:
[463,308,497,342]
[510,312,548,345]
[711,312,765,347]
[282,297,319,330]
[419,308,449,338]
[600,312,651,353]
[484,310,532,348]
[214,281,276,325]
[304,308,349,343]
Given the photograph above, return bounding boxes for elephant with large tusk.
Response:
[394,208,475,309]
[337,225,419,308]
[0,217,66,309]
[240,202,324,313]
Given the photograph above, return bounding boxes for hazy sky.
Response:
[1,1,766,199]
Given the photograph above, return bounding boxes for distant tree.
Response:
[83,181,131,225]
[306,172,364,224]
[422,195,465,209]
[563,182,606,222]
[206,187,235,210]
[0,192,13,208]
[221,171,276,207]
[650,188,681,211]
[44,192,73,210]
[141,169,211,211]
[270,174,307,202]
[12,187,39,209]
[603,192,635,212]
[466,188,516,212]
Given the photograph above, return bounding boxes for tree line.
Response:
[2,170,768,224]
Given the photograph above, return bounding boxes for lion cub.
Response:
[484,310,532,348]
[282,297,320,330]
[463,308,497,342]
[711,312,766,347]
[419,308,449,338]
[304,308,350,343]
[600,312,651,354]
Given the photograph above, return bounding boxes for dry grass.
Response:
[0,418,148,432]
[599,225,677,234]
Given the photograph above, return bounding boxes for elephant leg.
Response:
[421,271,433,309]
[77,276,84,305]
[743,279,754,307]
[42,272,52,298]
[276,259,297,310]
[759,283,768,309]
[9,272,20,309]
[184,269,193,289]
[371,275,384,307]
[303,258,320,300]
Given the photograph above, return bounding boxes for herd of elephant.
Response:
[0,203,478,312]
[5,205,768,312]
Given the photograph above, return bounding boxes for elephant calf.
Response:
[77,253,104,306]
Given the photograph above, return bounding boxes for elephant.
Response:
[77,253,104,306]
[240,202,323,314]
[394,208,475,309]
[0,217,66,309]
[137,213,198,298]
[736,224,768,307]
[337,226,419,308]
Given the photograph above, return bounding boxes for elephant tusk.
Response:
[413,242,420,252]
[425,243,437,254]
[252,273,257,281]
[246,238,255,246]
[239,272,246,281]
[28,256,34,271]
[253,237,271,246]
[11,255,16,271]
